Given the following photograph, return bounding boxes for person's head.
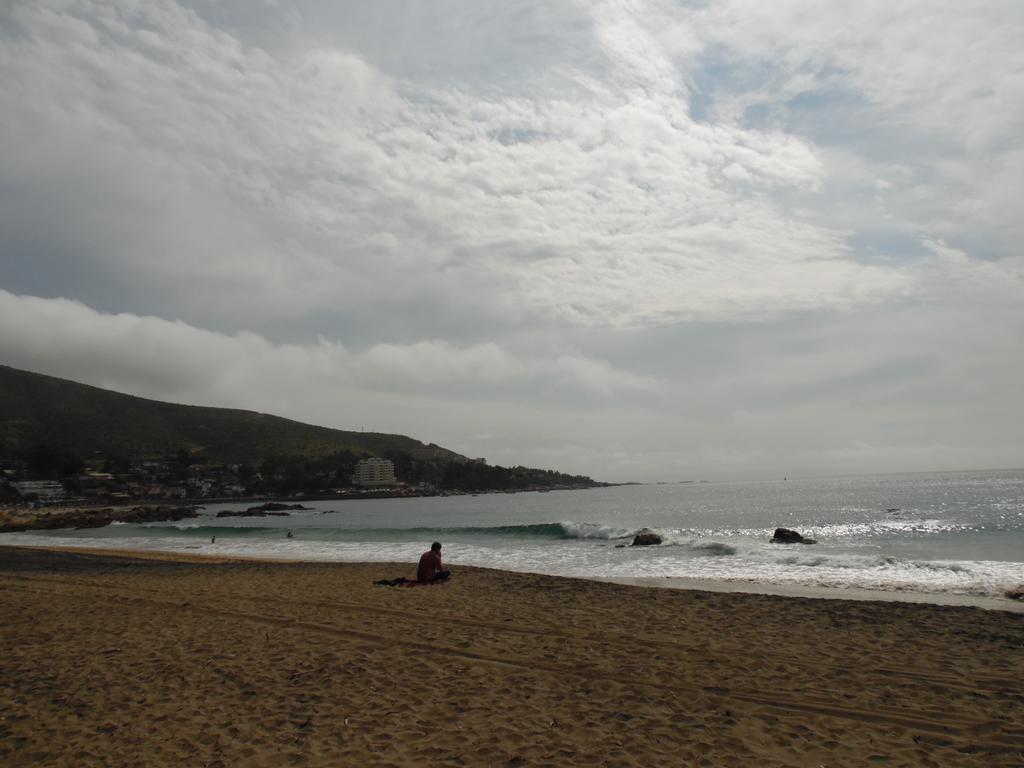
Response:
[431,541,442,552]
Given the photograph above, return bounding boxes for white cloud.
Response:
[0,290,656,409]
[1,0,922,333]
[682,0,1024,257]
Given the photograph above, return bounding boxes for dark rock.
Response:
[119,506,200,524]
[1006,585,1024,601]
[632,529,663,546]
[0,505,200,532]
[215,502,308,517]
[770,527,816,545]
[43,509,112,530]
[216,509,290,518]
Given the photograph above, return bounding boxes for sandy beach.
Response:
[1,547,1022,767]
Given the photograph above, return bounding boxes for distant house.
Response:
[353,457,397,488]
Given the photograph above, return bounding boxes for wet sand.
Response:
[607,576,1024,613]
[1,546,1022,767]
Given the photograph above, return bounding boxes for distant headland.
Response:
[0,364,607,508]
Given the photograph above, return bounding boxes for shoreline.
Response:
[7,542,1024,614]
[605,575,1024,614]
[2,545,1022,766]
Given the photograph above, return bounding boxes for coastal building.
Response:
[352,457,397,488]
[12,480,66,503]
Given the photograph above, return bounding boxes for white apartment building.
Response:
[352,457,397,488]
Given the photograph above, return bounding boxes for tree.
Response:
[382,449,415,483]
[102,453,133,474]
[24,444,83,480]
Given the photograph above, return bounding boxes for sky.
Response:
[1,0,1023,482]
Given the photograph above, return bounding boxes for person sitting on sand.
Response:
[417,541,451,583]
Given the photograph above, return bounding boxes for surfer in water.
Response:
[417,541,451,583]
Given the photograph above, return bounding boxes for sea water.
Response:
[4,469,1024,604]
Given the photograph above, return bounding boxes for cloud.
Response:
[1,1,1022,479]
[682,0,1024,258]
[1,0,925,336]
[0,289,657,409]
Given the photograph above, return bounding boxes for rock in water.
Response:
[1006,585,1024,601]
[770,527,816,545]
[251,502,310,512]
[216,509,290,518]
[632,529,663,546]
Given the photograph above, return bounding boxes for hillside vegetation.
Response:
[0,364,456,463]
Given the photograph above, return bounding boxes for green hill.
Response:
[0,364,463,464]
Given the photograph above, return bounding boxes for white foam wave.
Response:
[557,521,633,539]
[601,549,1024,598]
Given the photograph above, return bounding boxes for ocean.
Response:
[4,468,1024,606]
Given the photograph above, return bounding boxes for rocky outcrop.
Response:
[1006,585,1024,601]
[631,529,663,546]
[119,506,201,524]
[770,527,816,545]
[215,502,310,518]
[0,505,200,532]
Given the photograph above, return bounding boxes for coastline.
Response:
[4,536,1023,612]
[2,545,1023,766]
[5,472,1024,608]
[605,575,1024,614]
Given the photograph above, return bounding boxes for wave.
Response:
[382,522,740,547]
[140,524,286,536]
[132,520,632,539]
[404,521,636,539]
[137,520,746,554]
[330,522,637,540]
[762,550,984,575]
[688,541,738,556]
[129,515,987,543]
